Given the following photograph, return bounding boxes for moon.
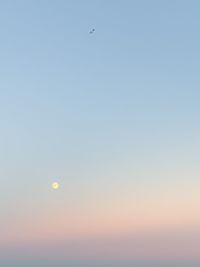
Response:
[52,182,60,190]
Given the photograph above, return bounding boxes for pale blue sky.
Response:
[1,0,200,187]
[1,0,200,265]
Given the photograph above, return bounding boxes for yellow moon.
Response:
[52,182,60,190]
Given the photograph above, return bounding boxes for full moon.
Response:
[52,182,60,190]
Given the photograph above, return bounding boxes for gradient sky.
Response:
[1,0,200,266]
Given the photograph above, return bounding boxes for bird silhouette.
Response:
[89,28,95,34]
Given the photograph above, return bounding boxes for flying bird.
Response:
[89,28,95,34]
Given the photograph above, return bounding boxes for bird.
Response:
[89,28,95,34]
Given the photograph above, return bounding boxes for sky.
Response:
[1,0,200,266]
